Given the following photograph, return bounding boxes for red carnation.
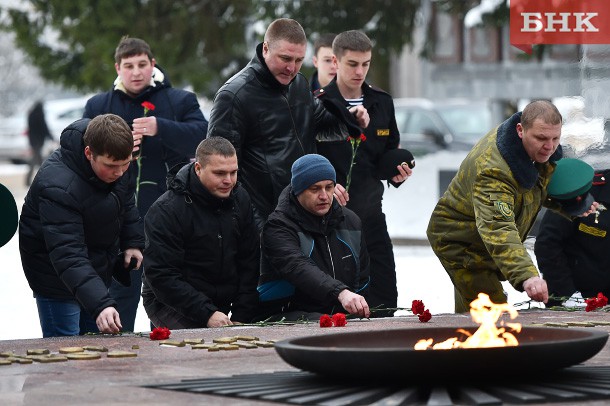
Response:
[597,293,608,307]
[418,309,432,322]
[331,313,347,327]
[141,101,156,114]
[359,134,367,142]
[149,327,171,340]
[585,298,597,312]
[411,300,425,315]
[319,314,333,327]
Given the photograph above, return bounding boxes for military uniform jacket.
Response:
[315,80,401,218]
[535,170,610,299]
[427,112,562,290]
[207,43,340,229]
[261,186,370,314]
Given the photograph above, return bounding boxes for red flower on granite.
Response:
[411,300,425,315]
[149,327,171,340]
[585,292,609,312]
[411,299,432,322]
[332,313,347,327]
[319,314,333,327]
[418,309,432,322]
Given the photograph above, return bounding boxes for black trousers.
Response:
[361,210,397,315]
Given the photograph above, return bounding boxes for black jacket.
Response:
[83,66,208,216]
[142,163,260,325]
[315,80,401,219]
[261,185,370,314]
[19,118,144,319]
[207,43,340,229]
[535,170,610,302]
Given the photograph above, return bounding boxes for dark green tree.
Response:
[0,0,258,97]
[1,0,425,96]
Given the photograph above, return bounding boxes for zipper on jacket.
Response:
[283,94,305,154]
[325,236,336,279]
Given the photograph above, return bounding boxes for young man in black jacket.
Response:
[84,37,208,331]
[19,114,144,337]
[142,137,260,328]
[259,154,370,320]
[315,31,412,314]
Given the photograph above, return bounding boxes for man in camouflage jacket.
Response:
[427,100,565,312]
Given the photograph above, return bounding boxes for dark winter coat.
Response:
[261,185,370,314]
[141,163,260,325]
[207,43,341,229]
[315,80,402,219]
[19,118,144,319]
[83,66,208,216]
[535,170,610,302]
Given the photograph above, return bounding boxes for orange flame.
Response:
[414,293,521,350]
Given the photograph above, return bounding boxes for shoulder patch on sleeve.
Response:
[495,201,514,220]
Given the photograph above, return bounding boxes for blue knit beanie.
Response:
[291,154,336,196]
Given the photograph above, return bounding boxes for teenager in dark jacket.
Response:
[535,170,610,307]
[207,19,369,230]
[142,137,260,328]
[19,114,144,337]
[83,37,208,330]
[259,154,370,320]
[315,31,412,314]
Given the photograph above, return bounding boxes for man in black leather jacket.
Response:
[19,115,144,337]
[207,18,369,230]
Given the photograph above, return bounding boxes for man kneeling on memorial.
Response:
[258,154,370,321]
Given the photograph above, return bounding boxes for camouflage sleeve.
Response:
[472,169,539,291]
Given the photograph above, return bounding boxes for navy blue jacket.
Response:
[19,118,144,319]
[83,67,208,216]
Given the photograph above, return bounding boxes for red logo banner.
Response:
[510,0,610,54]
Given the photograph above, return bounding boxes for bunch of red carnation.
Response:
[411,299,432,322]
[585,293,609,312]
[149,327,171,340]
[319,313,347,327]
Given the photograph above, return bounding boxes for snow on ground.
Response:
[0,153,537,340]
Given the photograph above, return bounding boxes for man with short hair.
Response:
[315,30,412,314]
[259,154,370,321]
[310,33,337,92]
[19,114,144,337]
[142,137,260,328]
[84,36,208,330]
[427,100,597,312]
[207,19,369,230]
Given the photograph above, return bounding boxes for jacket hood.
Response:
[113,65,170,97]
[275,185,344,234]
[497,111,563,189]
[167,162,235,210]
[58,118,111,190]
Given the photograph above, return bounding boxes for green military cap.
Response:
[548,158,594,215]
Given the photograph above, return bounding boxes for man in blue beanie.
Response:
[258,154,371,320]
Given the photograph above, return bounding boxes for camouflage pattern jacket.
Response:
[427,112,562,290]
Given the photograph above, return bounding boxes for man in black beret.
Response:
[315,30,413,315]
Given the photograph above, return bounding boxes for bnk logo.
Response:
[510,0,610,53]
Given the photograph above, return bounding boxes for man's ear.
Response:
[84,146,93,161]
[151,58,156,68]
[194,161,201,175]
[516,123,524,139]
[115,62,121,76]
